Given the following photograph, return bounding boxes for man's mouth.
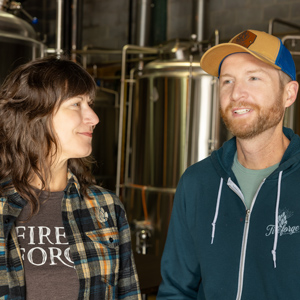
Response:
[234,109,250,115]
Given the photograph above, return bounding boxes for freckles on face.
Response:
[52,95,99,162]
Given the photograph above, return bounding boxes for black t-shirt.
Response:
[15,190,79,299]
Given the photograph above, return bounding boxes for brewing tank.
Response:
[124,46,227,255]
[0,10,44,84]
[130,58,222,188]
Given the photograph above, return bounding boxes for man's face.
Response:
[219,53,285,139]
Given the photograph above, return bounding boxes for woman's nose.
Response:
[84,106,99,127]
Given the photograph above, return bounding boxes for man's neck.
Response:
[236,127,289,170]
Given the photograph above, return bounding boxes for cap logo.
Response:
[231,30,257,48]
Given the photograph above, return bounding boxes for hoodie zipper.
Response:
[227,177,266,300]
[235,209,250,300]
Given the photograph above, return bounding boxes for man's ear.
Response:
[285,80,299,108]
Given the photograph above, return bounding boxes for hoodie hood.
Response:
[210,127,300,181]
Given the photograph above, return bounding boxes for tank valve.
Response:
[134,220,153,255]
[7,1,38,24]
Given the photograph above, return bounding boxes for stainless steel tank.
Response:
[124,43,227,256]
[131,59,221,187]
[0,10,44,84]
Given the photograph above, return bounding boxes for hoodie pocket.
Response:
[86,227,119,286]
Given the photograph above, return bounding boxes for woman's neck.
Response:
[30,161,68,192]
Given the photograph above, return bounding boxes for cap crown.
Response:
[200,29,296,81]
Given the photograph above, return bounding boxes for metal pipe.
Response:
[209,78,219,153]
[195,0,205,42]
[81,45,89,69]
[124,68,136,184]
[184,54,193,170]
[73,48,157,55]
[209,29,220,153]
[71,0,78,61]
[136,0,152,70]
[288,51,300,55]
[136,0,152,47]
[215,29,219,45]
[97,87,119,107]
[282,35,300,56]
[116,44,130,197]
[179,78,187,175]
[268,18,300,35]
[116,44,159,196]
[56,0,64,57]
[74,49,123,55]
[149,77,155,185]
[121,183,176,194]
[282,35,300,45]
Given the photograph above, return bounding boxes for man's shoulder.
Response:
[184,156,214,177]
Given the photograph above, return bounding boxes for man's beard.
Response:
[220,96,285,139]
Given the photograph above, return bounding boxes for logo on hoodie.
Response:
[265,208,300,237]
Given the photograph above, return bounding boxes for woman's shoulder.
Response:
[0,176,19,197]
[85,184,124,209]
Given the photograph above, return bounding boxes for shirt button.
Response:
[109,237,114,243]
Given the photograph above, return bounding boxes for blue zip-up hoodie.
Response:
[157,127,300,300]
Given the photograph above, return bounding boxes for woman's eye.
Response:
[72,102,80,107]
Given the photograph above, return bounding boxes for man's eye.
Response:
[72,102,80,107]
[250,76,259,81]
[221,79,232,85]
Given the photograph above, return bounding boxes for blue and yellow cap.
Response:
[200,29,296,81]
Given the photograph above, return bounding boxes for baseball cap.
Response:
[200,29,296,81]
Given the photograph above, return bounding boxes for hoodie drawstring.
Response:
[211,178,223,244]
[211,172,283,268]
[271,170,283,268]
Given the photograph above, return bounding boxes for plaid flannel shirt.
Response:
[0,171,141,299]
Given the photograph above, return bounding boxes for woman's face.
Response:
[52,94,99,163]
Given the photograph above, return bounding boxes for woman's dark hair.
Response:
[0,56,97,216]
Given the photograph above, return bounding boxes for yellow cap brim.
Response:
[200,43,280,77]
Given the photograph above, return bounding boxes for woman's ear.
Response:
[285,80,299,108]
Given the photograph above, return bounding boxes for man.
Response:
[157,30,300,299]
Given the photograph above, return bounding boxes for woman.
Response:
[0,56,141,299]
